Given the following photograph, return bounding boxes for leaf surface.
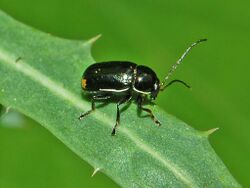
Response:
[0,11,240,187]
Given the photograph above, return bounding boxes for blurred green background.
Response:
[0,0,249,187]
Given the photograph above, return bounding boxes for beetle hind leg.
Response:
[79,95,111,120]
[79,100,95,120]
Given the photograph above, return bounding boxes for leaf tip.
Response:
[87,34,102,45]
[203,127,219,137]
[91,167,101,177]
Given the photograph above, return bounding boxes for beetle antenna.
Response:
[160,39,207,90]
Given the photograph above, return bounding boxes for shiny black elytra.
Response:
[79,39,207,135]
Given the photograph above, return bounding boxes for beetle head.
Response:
[134,65,160,100]
[150,79,160,100]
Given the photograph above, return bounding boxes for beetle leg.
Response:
[137,96,161,126]
[79,95,111,120]
[111,95,132,136]
[140,107,161,126]
[78,100,95,120]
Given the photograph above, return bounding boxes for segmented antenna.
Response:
[160,39,207,90]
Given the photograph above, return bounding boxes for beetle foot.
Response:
[78,113,87,120]
[155,119,161,127]
[111,128,116,136]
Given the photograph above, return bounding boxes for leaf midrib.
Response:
[0,46,197,187]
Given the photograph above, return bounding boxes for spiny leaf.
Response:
[92,167,101,177]
[0,11,240,187]
[203,127,220,137]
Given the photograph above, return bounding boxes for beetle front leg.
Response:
[137,96,161,126]
[111,95,132,136]
[79,100,95,120]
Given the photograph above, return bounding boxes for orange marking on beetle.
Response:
[82,79,87,89]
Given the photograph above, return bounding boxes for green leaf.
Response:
[0,10,240,187]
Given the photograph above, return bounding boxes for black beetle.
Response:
[79,39,207,135]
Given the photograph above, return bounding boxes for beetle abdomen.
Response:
[82,61,136,93]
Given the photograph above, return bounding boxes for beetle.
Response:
[79,39,207,135]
